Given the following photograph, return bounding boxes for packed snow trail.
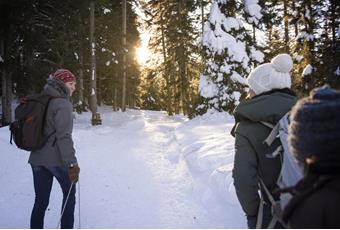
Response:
[0,107,246,228]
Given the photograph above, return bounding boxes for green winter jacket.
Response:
[231,88,297,228]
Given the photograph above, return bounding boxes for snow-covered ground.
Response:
[0,107,246,228]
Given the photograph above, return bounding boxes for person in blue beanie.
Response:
[283,85,340,228]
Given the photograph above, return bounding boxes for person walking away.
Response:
[282,85,340,228]
[231,54,297,228]
[29,69,80,229]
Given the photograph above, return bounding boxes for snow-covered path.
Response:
[0,108,245,228]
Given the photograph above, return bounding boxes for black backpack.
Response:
[9,94,58,151]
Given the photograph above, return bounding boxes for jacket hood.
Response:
[233,88,297,124]
[43,77,70,98]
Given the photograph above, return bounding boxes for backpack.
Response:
[256,113,304,228]
[9,94,58,151]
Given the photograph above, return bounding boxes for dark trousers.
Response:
[30,165,76,229]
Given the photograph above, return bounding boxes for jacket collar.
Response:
[43,77,70,98]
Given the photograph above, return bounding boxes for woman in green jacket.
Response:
[231,54,297,228]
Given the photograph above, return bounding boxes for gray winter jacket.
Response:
[231,88,297,228]
[29,78,77,167]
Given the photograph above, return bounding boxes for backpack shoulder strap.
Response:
[260,122,280,146]
[41,95,63,134]
[257,176,285,228]
[260,112,291,147]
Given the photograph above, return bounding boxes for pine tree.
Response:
[2,0,141,124]
[197,0,264,114]
[142,0,200,116]
[292,0,323,95]
[313,0,340,89]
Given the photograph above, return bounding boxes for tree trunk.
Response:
[252,23,256,44]
[121,0,127,112]
[160,12,173,115]
[112,71,117,111]
[1,69,12,126]
[0,22,11,126]
[178,1,187,115]
[77,12,85,113]
[174,76,180,114]
[283,0,290,52]
[201,0,204,40]
[306,0,314,63]
[330,0,336,42]
[292,0,299,37]
[89,1,102,125]
[78,49,85,111]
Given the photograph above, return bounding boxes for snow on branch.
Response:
[302,64,313,76]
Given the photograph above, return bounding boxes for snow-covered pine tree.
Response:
[197,0,264,114]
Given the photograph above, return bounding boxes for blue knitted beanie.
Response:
[288,85,340,166]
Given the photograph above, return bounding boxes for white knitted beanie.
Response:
[247,53,293,95]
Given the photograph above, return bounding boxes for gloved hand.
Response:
[68,164,80,183]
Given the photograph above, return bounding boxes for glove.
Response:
[68,164,80,183]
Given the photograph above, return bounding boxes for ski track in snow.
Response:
[0,107,246,228]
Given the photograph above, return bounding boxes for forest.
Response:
[0,0,339,125]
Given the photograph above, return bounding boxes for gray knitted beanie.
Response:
[288,85,340,167]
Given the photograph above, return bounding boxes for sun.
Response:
[136,46,150,65]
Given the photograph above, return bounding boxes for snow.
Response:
[294,55,303,62]
[230,71,247,85]
[244,0,263,25]
[203,1,249,64]
[220,62,231,74]
[91,88,95,96]
[0,107,245,228]
[223,17,242,32]
[74,52,79,60]
[232,92,241,105]
[305,9,310,19]
[199,74,219,98]
[103,8,111,15]
[250,47,264,63]
[91,43,95,56]
[296,32,314,41]
[0,55,3,62]
[302,64,313,76]
[335,66,340,76]
[106,61,110,66]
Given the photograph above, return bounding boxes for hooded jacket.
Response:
[231,88,297,227]
[28,78,77,167]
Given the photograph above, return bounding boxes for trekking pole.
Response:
[78,179,81,229]
[57,182,74,229]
